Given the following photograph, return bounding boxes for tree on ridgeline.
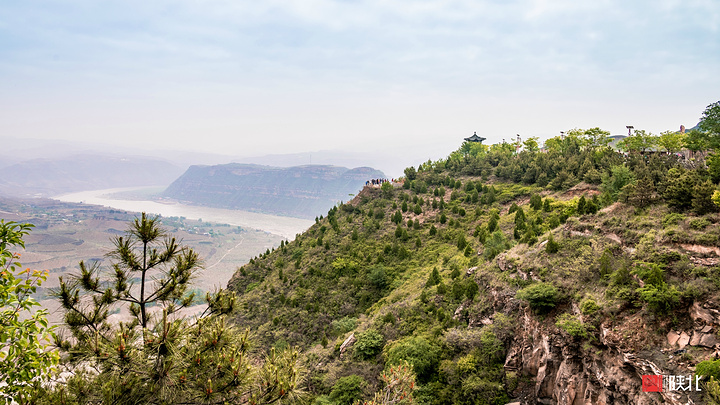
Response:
[582,127,612,150]
[618,129,657,154]
[699,100,720,149]
[522,137,539,153]
[42,213,301,405]
[657,130,687,154]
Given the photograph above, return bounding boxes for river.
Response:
[53,187,313,239]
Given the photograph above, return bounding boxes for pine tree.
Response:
[628,175,655,208]
[426,267,441,287]
[530,194,542,210]
[546,233,560,254]
[693,179,719,215]
[487,215,498,233]
[577,195,587,215]
[48,213,301,404]
[543,198,552,212]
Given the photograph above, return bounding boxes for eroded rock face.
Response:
[476,272,715,404]
[504,309,695,405]
[666,302,720,351]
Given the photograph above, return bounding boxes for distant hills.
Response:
[163,163,385,219]
[0,154,184,197]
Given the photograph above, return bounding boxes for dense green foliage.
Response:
[329,375,366,405]
[0,221,58,404]
[228,102,720,403]
[516,282,560,312]
[697,360,720,380]
[37,215,301,405]
[8,102,720,404]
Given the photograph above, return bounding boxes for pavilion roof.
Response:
[464,132,486,143]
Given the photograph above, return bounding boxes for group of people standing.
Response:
[366,178,395,186]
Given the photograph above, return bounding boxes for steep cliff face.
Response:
[479,267,712,405]
[163,163,385,219]
[503,313,669,404]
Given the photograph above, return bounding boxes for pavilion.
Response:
[464,131,486,143]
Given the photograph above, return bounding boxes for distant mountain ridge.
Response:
[163,163,385,219]
[0,154,184,197]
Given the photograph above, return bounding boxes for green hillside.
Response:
[228,124,720,404]
[14,102,720,405]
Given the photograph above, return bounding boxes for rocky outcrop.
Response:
[469,273,716,405]
[339,333,356,358]
[666,302,720,354]
[503,310,698,405]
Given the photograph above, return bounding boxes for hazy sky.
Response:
[1,0,719,171]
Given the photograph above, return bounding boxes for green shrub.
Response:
[353,329,384,360]
[610,265,633,287]
[465,281,479,301]
[697,360,720,379]
[516,282,560,312]
[451,280,466,301]
[601,165,635,201]
[369,265,389,289]
[382,312,396,325]
[689,217,711,230]
[483,230,509,260]
[637,283,680,313]
[530,194,543,210]
[631,262,665,286]
[555,313,592,338]
[580,298,601,316]
[332,317,358,334]
[577,195,587,215]
[457,234,468,251]
[385,336,441,383]
[545,233,560,254]
[543,198,552,212]
[450,268,461,279]
[329,375,366,405]
[662,212,685,228]
[426,267,441,287]
[437,282,448,295]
